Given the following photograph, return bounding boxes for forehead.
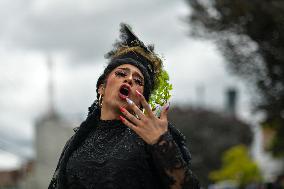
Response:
[115,64,143,77]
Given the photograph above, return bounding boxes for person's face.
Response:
[99,64,145,112]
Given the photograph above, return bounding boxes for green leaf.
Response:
[149,69,172,109]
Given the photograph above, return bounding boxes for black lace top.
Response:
[50,119,200,189]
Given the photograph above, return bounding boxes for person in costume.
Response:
[48,23,200,189]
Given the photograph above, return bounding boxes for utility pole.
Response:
[47,54,56,117]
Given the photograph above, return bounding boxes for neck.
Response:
[100,103,120,120]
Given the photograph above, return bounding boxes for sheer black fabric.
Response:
[49,119,200,189]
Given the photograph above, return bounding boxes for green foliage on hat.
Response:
[149,69,172,110]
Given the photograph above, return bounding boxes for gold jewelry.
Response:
[135,113,141,120]
[98,94,103,107]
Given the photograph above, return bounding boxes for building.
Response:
[22,113,76,189]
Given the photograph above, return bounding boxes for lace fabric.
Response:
[148,131,200,189]
[48,120,200,189]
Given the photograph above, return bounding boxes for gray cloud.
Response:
[3,0,183,63]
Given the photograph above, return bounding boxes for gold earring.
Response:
[99,87,105,107]
[99,94,103,107]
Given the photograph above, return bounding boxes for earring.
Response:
[98,94,103,107]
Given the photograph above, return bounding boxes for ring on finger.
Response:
[135,114,141,120]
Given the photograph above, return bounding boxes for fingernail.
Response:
[154,105,162,117]
[136,90,142,96]
[119,106,125,113]
[165,102,170,111]
[126,98,133,105]
[119,115,125,122]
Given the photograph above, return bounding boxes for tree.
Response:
[186,0,284,157]
[209,145,262,188]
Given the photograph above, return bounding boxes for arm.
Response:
[148,130,200,189]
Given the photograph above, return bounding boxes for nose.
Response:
[123,74,133,86]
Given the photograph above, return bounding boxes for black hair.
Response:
[56,101,100,188]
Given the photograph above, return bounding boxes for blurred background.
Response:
[0,0,283,188]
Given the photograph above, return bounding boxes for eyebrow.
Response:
[117,67,144,79]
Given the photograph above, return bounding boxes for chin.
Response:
[111,96,126,108]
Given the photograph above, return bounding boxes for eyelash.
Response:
[134,78,144,86]
[115,71,144,86]
[115,71,127,77]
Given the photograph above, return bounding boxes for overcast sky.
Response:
[0,0,252,168]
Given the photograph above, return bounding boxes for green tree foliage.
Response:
[209,145,262,188]
[186,0,284,156]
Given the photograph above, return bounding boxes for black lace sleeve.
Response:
[148,130,200,189]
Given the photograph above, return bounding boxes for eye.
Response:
[134,77,144,86]
[115,70,127,77]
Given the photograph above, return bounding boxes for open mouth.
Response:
[119,84,130,99]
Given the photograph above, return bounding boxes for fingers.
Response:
[120,106,141,125]
[135,90,155,118]
[119,115,141,133]
[160,102,170,121]
[125,97,144,119]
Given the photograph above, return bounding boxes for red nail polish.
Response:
[119,115,125,122]
[136,90,142,96]
[119,106,125,112]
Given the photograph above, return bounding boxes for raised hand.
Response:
[119,90,170,145]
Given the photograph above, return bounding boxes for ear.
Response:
[98,84,105,96]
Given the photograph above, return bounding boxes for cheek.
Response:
[134,86,144,106]
[105,76,118,94]
[133,85,144,95]
[106,76,116,86]
[138,87,144,95]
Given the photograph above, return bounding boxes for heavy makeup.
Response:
[99,64,145,120]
